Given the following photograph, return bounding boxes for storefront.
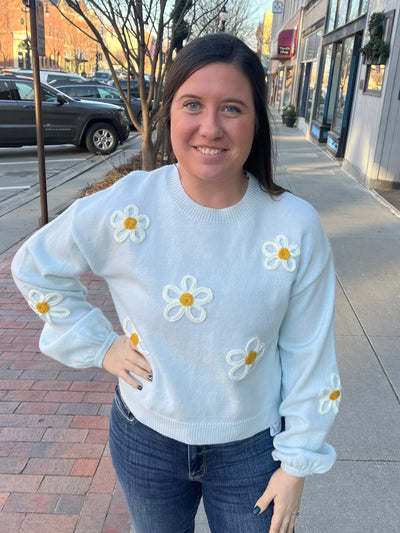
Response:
[297,30,322,124]
[269,12,300,112]
[311,0,368,157]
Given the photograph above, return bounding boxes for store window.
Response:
[314,44,333,122]
[326,0,369,32]
[363,10,395,96]
[337,0,349,27]
[365,65,386,93]
[282,67,294,107]
[305,61,318,122]
[332,36,354,135]
[326,0,338,33]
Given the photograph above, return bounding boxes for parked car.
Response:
[0,74,130,155]
[56,84,143,127]
[108,77,150,98]
[91,70,113,83]
[1,68,87,86]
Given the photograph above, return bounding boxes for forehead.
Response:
[175,62,253,97]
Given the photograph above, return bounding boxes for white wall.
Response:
[344,0,399,187]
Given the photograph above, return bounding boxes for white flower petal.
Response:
[226,350,246,366]
[264,255,281,270]
[44,293,63,306]
[130,228,145,244]
[192,287,213,304]
[137,214,150,229]
[110,210,124,227]
[125,205,139,218]
[229,364,249,382]
[282,257,297,272]
[162,284,182,303]
[114,226,129,243]
[164,302,186,322]
[186,303,206,324]
[181,275,197,293]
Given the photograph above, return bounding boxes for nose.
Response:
[198,108,223,139]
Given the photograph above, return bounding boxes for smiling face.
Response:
[170,62,256,205]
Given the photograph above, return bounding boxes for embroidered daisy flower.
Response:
[122,317,150,355]
[162,275,213,324]
[28,290,70,325]
[262,234,300,272]
[318,373,342,414]
[110,204,150,244]
[226,337,266,382]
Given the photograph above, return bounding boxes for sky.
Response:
[251,0,273,23]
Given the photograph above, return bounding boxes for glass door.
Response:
[332,36,354,135]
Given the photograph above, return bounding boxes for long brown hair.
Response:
[156,33,284,196]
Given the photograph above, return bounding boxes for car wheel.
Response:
[85,122,118,155]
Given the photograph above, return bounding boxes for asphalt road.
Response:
[0,132,141,216]
[0,132,142,253]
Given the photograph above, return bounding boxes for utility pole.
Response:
[23,0,48,225]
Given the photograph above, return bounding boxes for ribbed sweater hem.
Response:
[124,397,281,445]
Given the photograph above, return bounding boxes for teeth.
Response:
[197,147,222,155]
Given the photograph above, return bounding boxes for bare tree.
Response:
[189,0,263,47]
[58,0,199,170]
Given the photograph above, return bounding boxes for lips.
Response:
[196,146,225,155]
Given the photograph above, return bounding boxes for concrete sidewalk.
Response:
[1,116,399,532]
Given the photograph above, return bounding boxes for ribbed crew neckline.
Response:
[166,165,260,223]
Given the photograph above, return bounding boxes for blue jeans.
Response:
[109,386,280,533]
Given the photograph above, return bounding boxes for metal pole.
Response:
[28,0,48,225]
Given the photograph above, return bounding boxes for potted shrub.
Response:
[283,104,296,127]
[360,12,390,64]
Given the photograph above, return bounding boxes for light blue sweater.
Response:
[12,165,340,477]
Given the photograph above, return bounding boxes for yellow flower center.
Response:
[130,333,139,346]
[36,302,50,314]
[278,247,291,260]
[124,217,137,230]
[179,293,194,307]
[329,390,340,401]
[245,350,257,365]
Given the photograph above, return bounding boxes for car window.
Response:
[47,74,82,84]
[97,87,120,99]
[0,80,15,100]
[14,80,35,100]
[58,86,76,97]
[41,86,59,103]
[73,86,99,97]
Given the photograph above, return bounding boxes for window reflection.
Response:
[315,45,333,122]
[332,37,354,134]
[365,65,385,93]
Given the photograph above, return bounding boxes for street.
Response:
[0,132,141,217]
[0,132,142,253]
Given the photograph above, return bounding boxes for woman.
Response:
[12,34,340,533]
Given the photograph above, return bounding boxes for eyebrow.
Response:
[176,93,249,107]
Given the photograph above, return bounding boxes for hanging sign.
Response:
[272,1,284,14]
[36,0,46,56]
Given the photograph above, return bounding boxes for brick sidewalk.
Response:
[0,242,132,533]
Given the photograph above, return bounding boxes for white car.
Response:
[1,68,86,85]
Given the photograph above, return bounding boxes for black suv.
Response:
[0,74,130,155]
[55,84,142,127]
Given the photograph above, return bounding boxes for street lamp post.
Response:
[219,5,228,32]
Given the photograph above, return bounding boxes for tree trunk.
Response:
[141,130,156,171]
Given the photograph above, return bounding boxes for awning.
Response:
[270,29,297,59]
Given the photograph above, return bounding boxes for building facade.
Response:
[343,0,399,189]
[269,0,399,189]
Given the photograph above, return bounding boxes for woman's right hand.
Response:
[102,336,153,390]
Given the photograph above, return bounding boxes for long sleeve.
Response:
[11,201,118,369]
[271,212,339,477]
